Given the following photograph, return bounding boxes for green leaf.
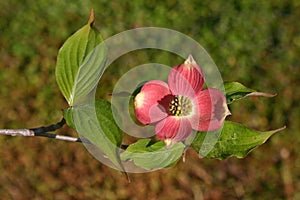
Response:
[56,11,106,106]
[121,139,185,170]
[191,121,285,159]
[63,107,75,129]
[224,82,276,104]
[63,99,123,170]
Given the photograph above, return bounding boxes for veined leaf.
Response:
[63,99,123,171]
[191,121,285,159]
[121,139,185,170]
[224,82,276,104]
[56,10,106,106]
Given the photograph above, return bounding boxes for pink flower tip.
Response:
[184,54,197,65]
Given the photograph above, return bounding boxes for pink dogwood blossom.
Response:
[134,55,230,147]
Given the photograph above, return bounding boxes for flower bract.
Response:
[134,55,230,147]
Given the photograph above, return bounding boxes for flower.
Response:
[134,55,231,147]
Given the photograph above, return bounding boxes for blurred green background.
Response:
[0,0,299,199]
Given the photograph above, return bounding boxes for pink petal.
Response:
[190,88,230,131]
[134,80,171,124]
[155,116,192,143]
[168,55,204,97]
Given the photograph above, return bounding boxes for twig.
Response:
[34,132,88,143]
[0,118,86,143]
[0,119,129,148]
[30,118,66,134]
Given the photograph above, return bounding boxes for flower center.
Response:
[169,95,192,116]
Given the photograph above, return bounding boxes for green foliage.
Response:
[63,99,123,170]
[55,11,105,106]
[191,121,285,159]
[224,82,276,104]
[121,139,185,170]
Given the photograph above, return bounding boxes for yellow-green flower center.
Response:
[169,95,192,116]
